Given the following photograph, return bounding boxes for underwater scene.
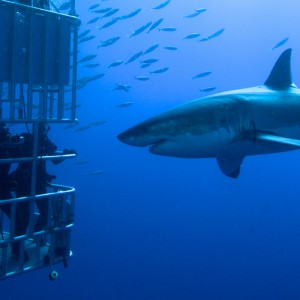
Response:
[2,0,300,299]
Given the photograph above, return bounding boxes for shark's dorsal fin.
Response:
[264,48,296,90]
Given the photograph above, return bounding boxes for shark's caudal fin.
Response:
[264,48,296,90]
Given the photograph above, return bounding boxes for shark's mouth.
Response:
[149,139,169,153]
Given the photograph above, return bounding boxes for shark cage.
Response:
[0,0,80,280]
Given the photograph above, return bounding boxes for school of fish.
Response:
[57,0,289,175]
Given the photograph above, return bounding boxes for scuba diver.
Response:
[11,123,77,229]
[9,123,77,259]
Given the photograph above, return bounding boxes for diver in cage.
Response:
[0,123,31,260]
[9,122,77,258]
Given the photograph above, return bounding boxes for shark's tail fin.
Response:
[264,48,296,90]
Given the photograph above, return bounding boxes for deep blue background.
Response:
[2,0,300,299]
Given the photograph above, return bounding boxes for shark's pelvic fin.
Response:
[264,48,296,90]
[256,133,300,148]
[216,155,244,178]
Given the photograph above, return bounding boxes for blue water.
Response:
[2,0,300,299]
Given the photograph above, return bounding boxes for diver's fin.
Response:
[256,133,300,148]
[264,48,296,90]
[216,155,244,179]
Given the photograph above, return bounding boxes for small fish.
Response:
[128,22,152,37]
[89,73,105,81]
[134,76,150,81]
[140,63,151,69]
[143,44,159,55]
[87,170,105,176]
[196,8,207,13]
[88,120,107,126]
[199,28,225,42]
[78,54,97,64]
[63,122,79,130]
[101,8,119,18]
[150,67,169,74]
[199,37,209,42]
[78,35,95,44]
[82,63,100,68]
[77,74,104,85]
[92,8,112,14]
[199,87,216,92]
[59,1,71,11]
[183,33,201,40]
[77,76,91,84]
[163,46,177,50]
[152,0,171,10]
[272,37,289,50]
[78,29,91,39]
[147,18,164,33]
[125,51,144,65]
[88,4,100,11]
[97,37,120,48]
[108,60,124,68]
[140,58,159,64]
[118,8,142,20]
[87,17,100,24]
[115,101,133,108]
[74,125,92,132]
[184,11,200,18]
[192,71,211,79]
[97,18,118,30]
[209,28,225,39]
[75,84,87,90]
[113,84,131,92]
[183,8,207,18]
[158,27,176,32]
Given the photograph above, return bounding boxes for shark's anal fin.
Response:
[216,155,244,179]
[256,133,300,148]
[264,48,297,90]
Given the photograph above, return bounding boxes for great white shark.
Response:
[118,49,300,178]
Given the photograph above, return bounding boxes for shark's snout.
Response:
[117,130,140,146]
[118,126,153,147]
[118,121,169,148]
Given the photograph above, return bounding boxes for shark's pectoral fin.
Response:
[256,133,300,148]
[216,155,244,179]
